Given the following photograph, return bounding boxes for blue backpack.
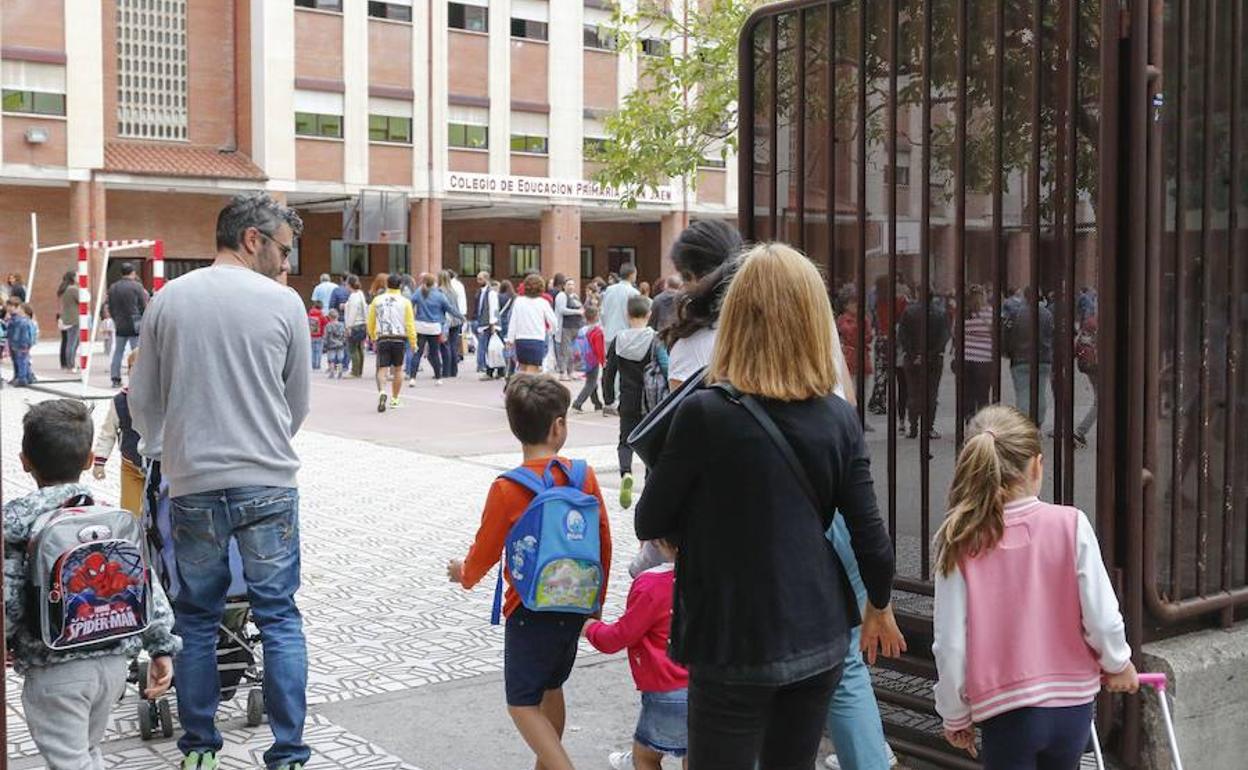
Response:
[571,327,596,372]
[491,459,604,625]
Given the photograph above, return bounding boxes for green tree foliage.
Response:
[590,0,766,207]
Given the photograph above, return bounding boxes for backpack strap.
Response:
[566,459,589,491]
[500,467,547,496]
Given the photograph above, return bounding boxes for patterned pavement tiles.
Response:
[2,387,640,768]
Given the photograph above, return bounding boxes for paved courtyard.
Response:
[2,345,1097,768]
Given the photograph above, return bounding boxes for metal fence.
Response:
[738,0,1246,765]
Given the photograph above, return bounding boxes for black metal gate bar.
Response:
[857,0,869,423]
[992,0,1005,406]
[1059,0,1078,503]
[1196,0,1216,599]
[1171,0,1190,603]
[771,17,780,239]
[954,0,968,452]
[919,0,933,581]
[1227,0,1243,610]
[1030,0,1042,429]
[796,10,807,251]
[887,0,899,544]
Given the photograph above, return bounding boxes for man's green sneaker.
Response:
[181,751,219,770]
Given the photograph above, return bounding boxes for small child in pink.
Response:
[932,405,1139,767]
[582,540,687,770]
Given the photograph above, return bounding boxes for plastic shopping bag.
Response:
[486,332,506,369]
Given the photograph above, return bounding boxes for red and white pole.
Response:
[76,245,90,375]
[151,240,165,292]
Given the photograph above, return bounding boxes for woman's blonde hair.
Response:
[708,242,839,401]
[935,405,1042,576]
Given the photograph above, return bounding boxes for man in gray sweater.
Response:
[130,193,312,770]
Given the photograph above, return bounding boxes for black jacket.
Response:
[635,388,894,676]
[107,278,149,338]
[897,301,951,362]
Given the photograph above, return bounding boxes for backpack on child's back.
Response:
[572,327,597,372]
[27,494,154,650]
[491,459,604,625]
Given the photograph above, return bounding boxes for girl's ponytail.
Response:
[935,405,1042,575]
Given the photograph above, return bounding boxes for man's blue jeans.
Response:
[170,486,309,769]
[310,338,323,370]
[825,516,891,769]
[1011,362,1052,429]
[111,334,139,381]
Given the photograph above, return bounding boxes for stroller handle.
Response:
[1138,672,1168,691]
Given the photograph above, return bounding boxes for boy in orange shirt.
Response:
[448,374,612,770]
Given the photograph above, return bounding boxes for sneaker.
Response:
[825,744,899,768]
[377,392,388,413]
[572,404,584,413]
[435,379,443,387]
[608,751,633,770]
[111,379,122,388]
[181,751,219,770]
[408,377,416,388]
[619,474,635,509]
[390,397,402,409]
[604,405,619,417]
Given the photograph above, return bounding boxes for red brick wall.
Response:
[370,144,413,186]
[2,0,64,50]
[369,19,412,88]
[188,0,238,148]
[449,149,488,173]
[289,211,339,301]
[295,9,343,82]
[582,221,662,283]
[510,40,548,106]
[448,31,488,98]
[296,138,345,182]
[697,169,727,205]
[0,186,72,335]
[235,0,253,155]
[510,154,547,177]
[583,51,617,112]
[2,116,67,167]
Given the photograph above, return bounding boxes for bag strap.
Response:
[710,383,825,522]
[500,467,547,496]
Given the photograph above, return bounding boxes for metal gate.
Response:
[738,0,1247,766]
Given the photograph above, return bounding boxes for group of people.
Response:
[847,275,1099,444]
[3,193,1138,770]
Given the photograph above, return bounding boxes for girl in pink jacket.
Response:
[582,540,688,770]
[932,405,1139,767]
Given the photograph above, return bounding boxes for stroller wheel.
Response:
[159,698,174,738]
[246,688,265,727]
[137,701,155,740]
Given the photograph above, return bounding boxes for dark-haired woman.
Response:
[663,220,744,389]
[56,270,81,371]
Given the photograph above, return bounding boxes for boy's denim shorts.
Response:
[503,606,582,707]
[635,688,689,757]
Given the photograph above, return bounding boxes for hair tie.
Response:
[983,429,997,440]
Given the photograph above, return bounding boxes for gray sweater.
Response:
[130,265,311,498]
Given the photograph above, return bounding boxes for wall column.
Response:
[342,0,369,186]
[541,206,581,283]
[659,211,688,281]
[410,198,443,275]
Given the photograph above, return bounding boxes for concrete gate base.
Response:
[1139,624,1248,769]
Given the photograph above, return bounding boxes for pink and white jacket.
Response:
[932,497,1131,731]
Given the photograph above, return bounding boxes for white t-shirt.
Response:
[506,295,558,343]
[667,326,717,384]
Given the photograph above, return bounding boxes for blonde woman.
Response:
[635,243,902,770]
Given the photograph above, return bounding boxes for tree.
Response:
[591,0,766,208]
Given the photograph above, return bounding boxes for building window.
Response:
[641,38,670,57]
[583,137,610,157]
[459,243,493,276]
[607,246,636,275]
[330,241,369,277]
[511,18,548,40]
[295,0,343,9]
[296,112,343,138]
[448,3,488,32]
[510,244,541,276]
[116,0,188,140]
[387,244,410,274]
[367,1,411,21]
[884,162,911,187]
[583,24,617,50]
[370,115,412,143]
[449,122,488,149]
[510,134,548,154]
[580,246,594,279]
[288,238,302,275]
[698,156,727,169]
[1,90,65,116]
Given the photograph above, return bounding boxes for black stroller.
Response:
[132,460,267,739]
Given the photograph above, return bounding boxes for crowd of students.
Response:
[2,194,1140,770]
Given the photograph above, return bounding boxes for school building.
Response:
[0,0,736,331]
